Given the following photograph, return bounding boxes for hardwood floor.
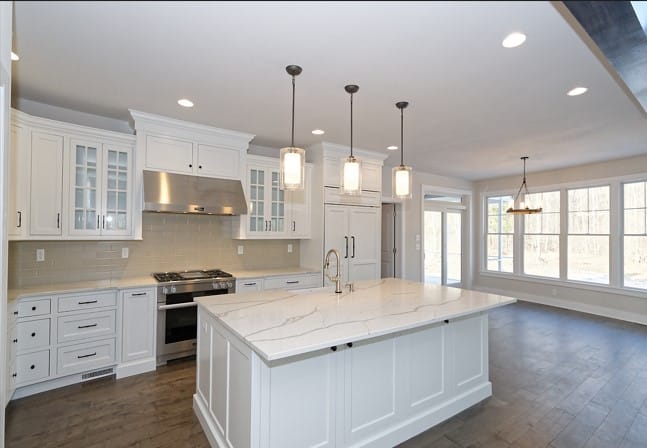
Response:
[6,301,647,447]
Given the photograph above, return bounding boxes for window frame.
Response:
[484,194,515,274]
[522,190,561,279]
[622,180,647,291]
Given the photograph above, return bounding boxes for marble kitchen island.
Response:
[193,278,516,448]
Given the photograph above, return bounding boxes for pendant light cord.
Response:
[291,75,295,148]
[400,107,404,166]
[350,92,354,158]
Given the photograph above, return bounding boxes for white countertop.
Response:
[7,276,159,301]
[230,267,320,280]
[196,278,517,362]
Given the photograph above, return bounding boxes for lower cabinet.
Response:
[235,272,322,294]
[118,288,156,378]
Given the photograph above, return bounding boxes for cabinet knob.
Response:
[12,373,16,378]
[12,339,17,343]
[330,346,337,352]
[189,164,193,168]
[13,311,18,316]
[31,306,36,311]
[346,342,353,348]
[30,365,35,370]
[199,165,202,169]
[31,332,36,337]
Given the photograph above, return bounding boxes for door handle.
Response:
[158,302,198,311]
[102,215,105,229]
[97,214,100,229]
[57,213,60,229]
[352,236,356,258]
[292,220,296,232]
[17,211,21,228]
[268,221,272,231]
[344,236,349,258]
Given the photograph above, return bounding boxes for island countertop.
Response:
[196,278,516,362]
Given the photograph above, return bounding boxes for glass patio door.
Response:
[423,209,463,287]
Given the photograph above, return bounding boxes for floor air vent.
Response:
[82,368,114,381]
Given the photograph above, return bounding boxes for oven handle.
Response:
[158,302,198,311]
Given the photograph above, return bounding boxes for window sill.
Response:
[478,271,647,300]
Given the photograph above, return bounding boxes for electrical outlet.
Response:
[237,245,244,255]
[287,244,293,253]
[36,249,45,262]
[121,248,129,259]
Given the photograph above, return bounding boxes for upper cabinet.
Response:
[8,109,137,241]
[130,110,255,182]
[234,155,312,239]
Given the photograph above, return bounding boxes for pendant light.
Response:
[507,156,542,214]
[341,84,361,195]
[392,101,412,199]
[279,65,305,190]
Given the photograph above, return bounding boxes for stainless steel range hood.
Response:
[143,170,248,215]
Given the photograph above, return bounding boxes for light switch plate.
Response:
[121,248,129,258]
[237,245,244,255]
[287,244,293,253]
[36,249,45,262]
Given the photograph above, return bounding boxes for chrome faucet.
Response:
[324,249,343,294]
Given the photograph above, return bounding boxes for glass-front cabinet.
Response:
[68,139,131,237]
[247,164,285,236]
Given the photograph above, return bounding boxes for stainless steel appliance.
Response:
[154,269,235,364]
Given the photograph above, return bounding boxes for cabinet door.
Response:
[145,135,194,174]
[324,205,350,285]
[197,143,241,179]
[9,124,30,238]
[30,132,64,235]
[102,145,132,235]
[247,166,267,234]
[269,169,286,235]
[69,139,102,236]
[348,207,381,282]
[361,161,382,192]
[121,288,155,362]
[286,165,311,238]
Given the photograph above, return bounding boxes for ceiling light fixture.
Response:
[392,102,413,199]
[177,98,194,108]
[311,129,325,135]
[11,51,19,61]
[567,86,588,96]
[341,84,361,195]
[387,146,398,151]
[502,32,527,48]
[507,156,542,214]
[280,65,306,190]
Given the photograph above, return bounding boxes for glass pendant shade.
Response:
[393,165,412,199]
[280,146,305,190]
[341,155,362,195]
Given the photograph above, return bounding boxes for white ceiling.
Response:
[11,1,647,181]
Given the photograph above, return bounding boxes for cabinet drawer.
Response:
[57,310,116,344]
[324,187,381,207]
[16,350,50,385]
[17,299,51,318]
[16,319,50,352]
[58,291,116,312]
[236,278,264,292]
[57,339,116,376]
[264,273,321,291]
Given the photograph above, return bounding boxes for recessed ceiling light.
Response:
[177,98,194,108]
[502,32,527,48]
[387,146,398,151]
[567,86,588,96]
[11,51,19,61]
[311,129,325,135]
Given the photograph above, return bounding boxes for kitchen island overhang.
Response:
[193,278,516,448]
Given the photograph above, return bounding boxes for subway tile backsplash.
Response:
[9,213,300,288]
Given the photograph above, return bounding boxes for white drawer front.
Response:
[264,273,321,291]
[57,310,116,344]
[236,279,264,292]
[17,299,51,318]
[16,350,50,385]
[58,291,117,313]
[16,319,50,352]
[57,339,116,376]
[324,186,381,207]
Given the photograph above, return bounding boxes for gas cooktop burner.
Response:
[152,269,234,283]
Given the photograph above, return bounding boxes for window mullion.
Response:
[560,187,568,280]
[610,181,621,288]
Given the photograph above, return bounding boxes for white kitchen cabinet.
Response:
[236,278,264,292]
[324,204,381,286]
[6,302,17,405]
[30,131,64,236]
[263,272,321,291]
[236,156,312,239]
[67,140,132,237]
[8,123,30,239]
[117,288,156,379]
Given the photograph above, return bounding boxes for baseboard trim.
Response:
[475,286,647,326]
[116,358,156,379]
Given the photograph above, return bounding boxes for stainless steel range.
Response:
[153,269,235,364]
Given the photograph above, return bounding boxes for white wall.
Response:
[381,166,473,282]
[473,153,647,325]
[0,2,12,444]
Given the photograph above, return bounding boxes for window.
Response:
[524,191,560,278]
[567,186,610,284]
[624,181,647,289]
[486,195,514,272]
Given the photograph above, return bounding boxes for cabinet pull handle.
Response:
[78,300,98,305]
[102,215,105,229]
[57,213,60,229]
[13,311,18,316]
[268,221,272,231]
[292,220,296,232]
[12,373,16,378]
[286,280,299,284]
[97,215,100,229]
[17,211,21,228]
[351,236,356,258]
[264,221,267,231]
[12,339,17,343]
[31,332,36,337]
[30,365,35,370]
[244,282,256,286]
[194,206,205,212]
[130,292,147,296]
[77,352,97,359]
[344,236,349,259]
[78,323,98,329]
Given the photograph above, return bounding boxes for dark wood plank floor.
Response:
[6,301,647,448]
